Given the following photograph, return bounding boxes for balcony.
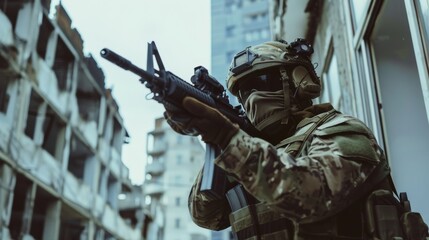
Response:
[147,147,166,157]
[145,161,165,176]
[144,180,164,196]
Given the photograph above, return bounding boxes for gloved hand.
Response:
[164,103,199,136]
[166,97,240,149]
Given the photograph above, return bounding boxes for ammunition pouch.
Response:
[226,184,294,240]
[365,190,429,240]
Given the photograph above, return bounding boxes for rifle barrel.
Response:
[100,48,153,81]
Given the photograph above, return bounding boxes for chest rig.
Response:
[225,109,396,240]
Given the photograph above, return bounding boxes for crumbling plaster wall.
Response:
[311,0,356,115]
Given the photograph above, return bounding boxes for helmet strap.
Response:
[280,66,290,124]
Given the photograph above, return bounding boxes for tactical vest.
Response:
[225,110,425,240]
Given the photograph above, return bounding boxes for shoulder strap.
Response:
[276,109,337,156]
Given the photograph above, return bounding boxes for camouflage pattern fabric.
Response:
[188,110,386,238]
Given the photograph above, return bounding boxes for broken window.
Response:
[102,110,113,143]
[107,173,118,209]
[0,53,13,113]
[36,13,54,60]
[84,55,105,90]
[76,65,101,123]
[67,133,94,182]
[30,187,57,239]
[98,164,107,198]
[41,105,66,160]
[0,78,10,113]
[111,118,123,152]
[9,173,33,239]
[59,204,87,240]
[0,0,27,30]
[24,89,44,139]
[53,37,73,91]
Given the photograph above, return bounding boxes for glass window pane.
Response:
[369,0,429,222]
[322,52,341,108]
[350,0,371,28]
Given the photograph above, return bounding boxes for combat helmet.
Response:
[226,38,321,104]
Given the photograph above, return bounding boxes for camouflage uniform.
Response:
[188,105,388,239]
[162,39,428,239]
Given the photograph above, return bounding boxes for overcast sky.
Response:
[57,0,211,184]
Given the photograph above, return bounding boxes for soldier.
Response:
[165,39,429,239]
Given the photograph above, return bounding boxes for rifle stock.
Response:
[100,41,260,198]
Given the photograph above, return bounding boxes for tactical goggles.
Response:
[237,69,283,103]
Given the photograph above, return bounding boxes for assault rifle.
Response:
[100,42,260,199]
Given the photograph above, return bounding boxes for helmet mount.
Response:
[227,38,321,102]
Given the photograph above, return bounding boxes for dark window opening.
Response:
[0,0,27,30]
[41,106,66,160]
[102,109,112,142]
[76,69,101,122]
[59,204,86,240]
[9,174,32,240]
[111,118,123,152]
[107,173,118,208]
[67,134,93,181]
[0,78,10,113]
[84,55,106,90]
[98,165,106,196]
[30,187,55,240]
[76,90,100,121]
[25,90,44,139]
[36,14,54,59]
[53,37,73,91]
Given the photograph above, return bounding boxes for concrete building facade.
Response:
[144,117,210,240]
[0,0,146,239]
[211,0,272,98]
[274,0,429,222]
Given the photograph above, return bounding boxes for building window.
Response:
[354,45,378,132]
[349,0,371,31]
[226,25,236,37]
[321,46,341,109]
[175,218,181,228]
[244,12,267,24]
[325,53,341,108]
[175,197,181,206]
[225,0,238,12]
[244,29,270,43]
[0,79,10,113]
[368,0,429,220]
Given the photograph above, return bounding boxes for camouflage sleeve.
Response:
[214,116,383,223]
[188,168,231,230]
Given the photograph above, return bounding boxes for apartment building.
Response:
[0,0,145,239]
[275,0,429,221]
[211,0,272,106]
[144,117,210,240]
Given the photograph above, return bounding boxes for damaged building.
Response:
[0,0,146,239]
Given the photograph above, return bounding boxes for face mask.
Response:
[243,90,289,131]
